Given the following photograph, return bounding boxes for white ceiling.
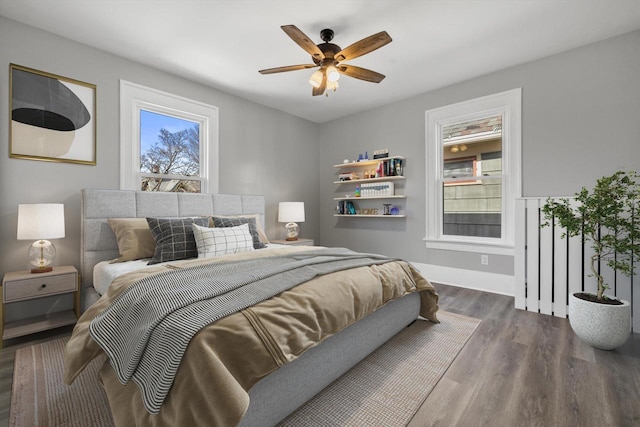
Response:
[2,0,640,123]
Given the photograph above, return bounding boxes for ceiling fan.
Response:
[259,25,392,96]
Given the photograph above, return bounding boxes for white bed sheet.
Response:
[93,243,291,296]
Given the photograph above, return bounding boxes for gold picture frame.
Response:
[9,64,96,165]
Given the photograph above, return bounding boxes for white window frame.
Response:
[425,88,521,255]
[120,80,219,193]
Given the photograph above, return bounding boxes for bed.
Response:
[64,188,439,427]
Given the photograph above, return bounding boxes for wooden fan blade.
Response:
[338,65,385,83]
[259,64,318,74]
[335,31,392,62]
[312,73,327,96]
[281,25,324,60]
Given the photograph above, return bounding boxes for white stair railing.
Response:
[515,198,637,332]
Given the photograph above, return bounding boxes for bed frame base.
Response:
[240,292,421,426]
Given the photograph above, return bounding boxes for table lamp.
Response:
[278,202,305,241]
[17,203,66,273]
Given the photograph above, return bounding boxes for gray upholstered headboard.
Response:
[81,188,265,307]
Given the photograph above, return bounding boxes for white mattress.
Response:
[93,243,291,296]
[93,259,154,296]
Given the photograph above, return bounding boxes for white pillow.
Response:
[192,223,255,258]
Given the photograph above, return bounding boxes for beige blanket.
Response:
[64,246,438,427]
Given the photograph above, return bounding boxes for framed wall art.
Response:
[9,64,96,165]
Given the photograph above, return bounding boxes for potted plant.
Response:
[542,171,639,350]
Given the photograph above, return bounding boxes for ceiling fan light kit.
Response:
[259,25,392,96]
[326,65,340,82]
[309,69,324,88]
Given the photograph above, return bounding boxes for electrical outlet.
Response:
[481,254,489,265]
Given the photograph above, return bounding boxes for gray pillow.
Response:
[146,217,209,264]
[211,216,266,249]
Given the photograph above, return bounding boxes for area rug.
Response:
[10,311,480,427]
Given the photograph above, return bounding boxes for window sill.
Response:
[423,238,514,256]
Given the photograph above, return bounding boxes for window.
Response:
[139,110,202,192]
[120,80,219,193]
[425,89,521,255]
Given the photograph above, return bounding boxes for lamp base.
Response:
[284,222,300,241]
[27,239,56,274]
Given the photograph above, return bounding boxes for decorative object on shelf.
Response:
[355,185,361,197]
[361,182,395,197]
[373,149,389,159]
[17,203,66,273]
[542,170,639,350]
[10,64,96,165]
[278,202,305,241]
[339,172,358,181]
[369,158,403,178]
[375,162,383,178]
[390,206,400,215]
[393,158,403,176]
[383,204,392,215]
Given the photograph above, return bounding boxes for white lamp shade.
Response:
[17,204,66,240]
[278,202,305,223]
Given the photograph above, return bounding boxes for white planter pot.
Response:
[569,293,631,350]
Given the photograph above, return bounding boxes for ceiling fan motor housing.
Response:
[309,28,339,65]
[314,43,342,64]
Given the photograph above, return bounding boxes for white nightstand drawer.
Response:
[4,271,77,302]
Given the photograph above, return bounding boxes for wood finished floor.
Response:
[1,284,638,427]
[410,285,640,427]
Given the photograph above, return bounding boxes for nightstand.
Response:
[271,238,315,246]
[1,265,80,348]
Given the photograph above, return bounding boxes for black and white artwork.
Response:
[10,64,96,165]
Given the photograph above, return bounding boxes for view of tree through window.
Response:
[139,110,201,192]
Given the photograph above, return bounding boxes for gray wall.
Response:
[319,29,640,275]
[0,16,319,288]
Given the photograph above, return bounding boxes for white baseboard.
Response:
[410,262,514,296]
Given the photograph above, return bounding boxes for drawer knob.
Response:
[41,283,47,288]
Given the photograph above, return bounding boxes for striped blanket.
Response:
[88,248,398,414]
